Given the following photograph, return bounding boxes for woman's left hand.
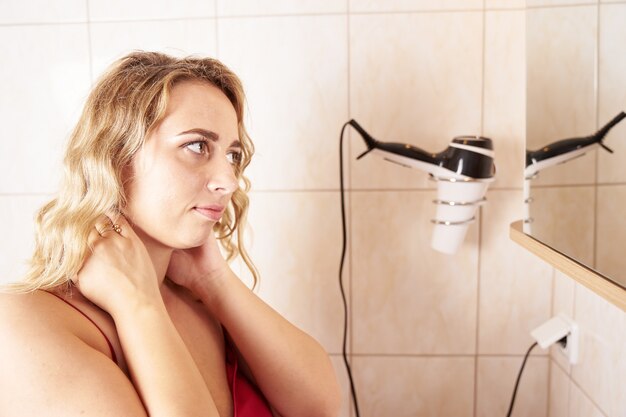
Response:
[166,231,230,293]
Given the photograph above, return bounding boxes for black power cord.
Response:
[506,341,538,417]
[338,121,361,417]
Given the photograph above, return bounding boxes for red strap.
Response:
[45,291,118,365]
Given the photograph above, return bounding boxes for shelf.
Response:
[510,220,626,312]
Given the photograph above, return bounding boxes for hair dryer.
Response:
[525,111,625,179]
[348,120,495,254]
[523,111,626,232]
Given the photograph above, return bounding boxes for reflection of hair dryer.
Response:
[525,111,625,179]
[348,120,495,254]
[523,111,626,233]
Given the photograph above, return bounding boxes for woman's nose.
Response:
[206,157,237,195]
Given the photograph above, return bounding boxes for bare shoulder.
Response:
[0,290,58,329]
[0,291,147,416]
[0,290,89,339]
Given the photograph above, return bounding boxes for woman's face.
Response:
[124,80,241,250]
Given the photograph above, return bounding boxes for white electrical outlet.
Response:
[531,313,578,365]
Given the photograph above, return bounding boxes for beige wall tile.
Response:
[0,196,52,286]
[349,12,483,190]
[89,0,215,21]
[0,24,91,194]
[484,10,526,189]
[485,0,526,8]
[90,20,217,80]
[597,3,626,184]
[241,191,346,354]
[553,270,575,317]
[479,190,553,354]
[0,0,86,23]
[528,186,595,267]
[569,382,608,417]
[528,0,597,6]
[218,0,346,16]
[218,15,348,191]
[572,283,626,417]
[353,356,474,417]
[476,356,549,417]
[526,6,597,186]
[351,190,479,354]
[595,185,626,286]
[349,0,482,12]
[548,361,570,417]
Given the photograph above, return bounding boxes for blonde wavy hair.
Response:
[8,51,258,292]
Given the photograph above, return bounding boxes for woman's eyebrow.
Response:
[177,128,241,148]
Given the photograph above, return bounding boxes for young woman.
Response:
[0,51,341,417]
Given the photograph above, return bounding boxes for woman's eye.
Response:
[186,140,208,155]
[227,150,243,166]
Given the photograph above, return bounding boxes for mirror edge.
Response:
[510,220,626,312]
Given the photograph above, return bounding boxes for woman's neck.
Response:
[132,230,173,289]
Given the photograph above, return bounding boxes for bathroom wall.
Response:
[0,1,560,416]
[526,1,626,417]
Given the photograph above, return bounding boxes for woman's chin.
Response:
[175,235,214,250]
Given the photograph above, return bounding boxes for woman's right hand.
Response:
[75,213,160,317]
[73,212,220,417]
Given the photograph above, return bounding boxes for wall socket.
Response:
[531,313,578,365]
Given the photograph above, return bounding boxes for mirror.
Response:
[525,2,626,289]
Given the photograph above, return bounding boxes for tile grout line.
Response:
[214,0,219,58]
[480,3,486,138]
[547,266,556,417]
[0,16,217,27]
[218,9,487,19]
[474,3,486,416]
[527,2,606,11]
[592,0,600,271]
[571,278,579,417]
[473,206,482,417]
[338,352,549,358]
[8,2,626,27]
[566,370,572,417]
[0,7,533,28]
[246,185,529,193]
[549,355,574,417]
[0,194,55,197]
[86,0,93,82]
[345,3,354,416]
[13,183,626,197]
[569,370,610,417]
[551,351,609,417]
[529,182,626,190]
[0,20,89,27]
[547,353,552,417]
[0,186,543,197]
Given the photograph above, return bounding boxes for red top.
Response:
[47,291,273,416]
[225,336,274,417]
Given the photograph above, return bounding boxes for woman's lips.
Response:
[194,206,225,221]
